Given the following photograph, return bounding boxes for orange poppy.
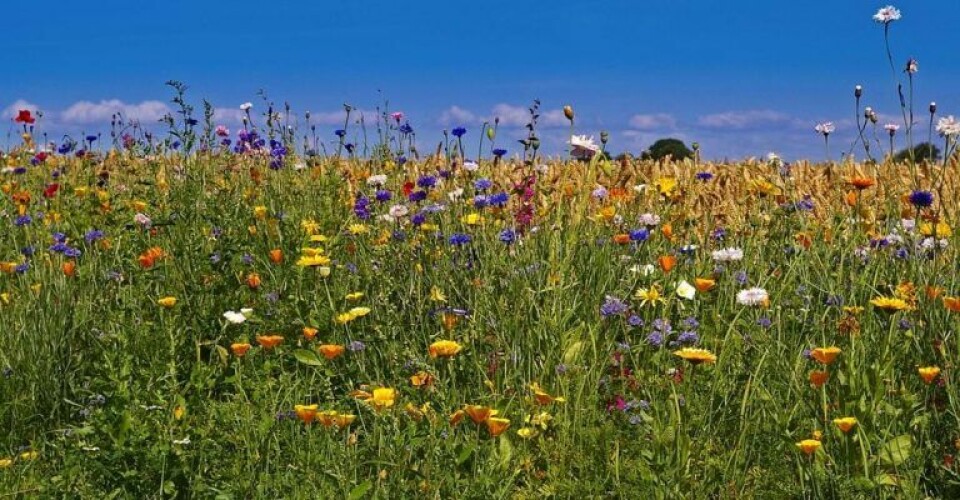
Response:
[245,272,261,289]
[302,327,318,341]
[658,255,677,273]
[256,335,284,349]
[231,342,252,357]
[612,233,631,245]
[847,177,876,190]
[694,278,716,292]
[62,261,76,277]
[318,344,345,360]
[809,370,829,388]
[943,297,960,312]
[464,405,493,424]
[269,249,283,264]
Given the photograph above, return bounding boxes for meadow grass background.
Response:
[0,145,958,498]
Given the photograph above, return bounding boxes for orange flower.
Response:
[464,405,493,424]
[811,347,841,365]
[316,410,339,428]
[449,409,466,426]
[302,327,318,341]
[658,255,677,273]
[694,278,716,292]
[944,297,960,312]
[661,224,673,241]
[256,335,284,349]
[796,439,822,456]
[62,261,76,277]
[833,417,858,434]
[294,404,318,425]
[485,417,511,437]
[231,342,251,357]
[410,371,435,388]
[809,370,829,388]
[318,344,345,360]
[844,191,858,207]
[847,176,876,190]
[442,312,459,331]
[428,340,462,358]
[795,232,812,249]
[926,286,944,299]
[268,249,283,264]
[918,366,941,384]
[245,272,261,289]
[612,233,631,245]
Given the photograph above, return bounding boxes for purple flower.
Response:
[449,233,471,246]
[645,332,664,347]
[375,189,392,203]
[408,190,427,203]
[600,296,629,317]
[908,190,934,208]
[734,270,748,285]
[627,315,644,327]
[695,171,714,181]
[677,331,700,344]
[489,192,509,206]
[629,228,649,242]
[417,175,437,189]
[14,215,32,227]
[348,340,366,352]
[451,127,467,138]
[757,317,772,328]
[499,228,516,244]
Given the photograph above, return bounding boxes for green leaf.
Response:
[878,435,912,466]
[348,480,373,500]
[498,435,514,469]
[456,443,475,465]
[292,349,323,366]
[563,341,584,365]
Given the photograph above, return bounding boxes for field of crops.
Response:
[1,118,960,497]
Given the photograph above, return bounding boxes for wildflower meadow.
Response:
[3,4,960,498]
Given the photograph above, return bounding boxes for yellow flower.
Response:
[796,439,821,456]
[748,179,781,197]
[597,206,617,222]
[634,286,665,307]
[918,366,941,384]
[348,224,369,235]
[464,405,494,424]
[296,255,332,267]
[673,348,717,365]
[309,234,329,243]
[833,417,857,434]
[920,221,952,238]
[335,313,356,324]
[345,292,365,301]
[655,177,678,196]
[842,306,864,315]
[253,206,268,219]
[869,296,912,312]
[430,286,447,302]
[530,382,566,405]
[0,458,11,468]
[486,417,511,437]
[428,340,463,358]
[348,307,371,318]
[526,411,554,430]
[368,388,397,411]
[157,296,178,308]
[173,405,185,420]
[517,427,539,439]
[18,451,38,461]
[462,213,484,225]
[301,219,321,235]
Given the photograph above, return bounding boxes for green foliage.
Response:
[893,142,941,163]
[642,138,694,162]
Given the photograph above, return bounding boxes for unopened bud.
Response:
[600,131,609,144]
[930,102,937,114]
[486,126,495,141]
[563,105,574,121]
[691,142,700,151]
[855,85,863,98]
[530,136,540,150]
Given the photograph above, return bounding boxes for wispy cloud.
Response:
[60,99,171,125]
[628,113,677,131]
[697,109,793,130]
[438,104,567,128]
[3,99,41,119]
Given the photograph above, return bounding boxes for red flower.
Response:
[402,181,415,197]
[34,152,48,163]
[14,110,35,124]
[43,183,60,198]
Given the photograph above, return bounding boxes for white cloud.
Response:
[60,99,171,124]
[697,109,791,130]
[628,113,677,131]
[213,107,246,125]
[438,105,477,127]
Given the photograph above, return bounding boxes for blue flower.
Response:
[629,228,649,242]
[408,190,428,203]
[473,195,489,209]
[600,296,628,317]
[417,175,437,189]
[695,171,714,181]
[489,192,509,206]
[474,179,493,191]
[492,148,507,157]
[908,190,934,208]
[677,331,700,344]
[375,189,392,202]
[498,228,516,244]
[14,215,32,227]
[756,317,772,328]
[449,233,471,246]
[334,129,346,138]
[451,127,467,138]
[645,331,664,347]
[348,340,366,352]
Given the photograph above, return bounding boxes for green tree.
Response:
[893,142,941,163]
[642,138,693,162]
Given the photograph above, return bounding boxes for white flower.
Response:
[632,184,647,194]
[936,116,960,137]
[884,123,900,133]
[172,437,191,445]
[873,6,901,24]
[463,160,479,172]
[388,204,409,218]
[223,310,247,324]
[240,102,253,111]
[629,264,657,276]
[447,188,464,202]
[293,161,306,171]
[366,174,387,187]
[570,135,599,159]
[900,219,916,232]
[535,164,550,174]
[814,122,836,135]
[638,213,661,226]
[711,247,744,262]
[736,287,769,306]
[676,281,696,300]
[612,214,624,225]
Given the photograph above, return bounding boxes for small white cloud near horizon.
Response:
[439,104,567,128]
[697,109,792,130]
[628,113,677,131]
[60,99,171,125]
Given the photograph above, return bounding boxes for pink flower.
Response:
[215,125,230,137]
[390,112,404,122]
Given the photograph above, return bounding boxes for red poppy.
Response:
[402,181,415,197]
[34,152,48,163]
[14,110,35,124]
[43,183,60,198]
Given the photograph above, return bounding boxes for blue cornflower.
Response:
[499,228,516,244]
[677,331,700,344]
[600,296,629,317]
[399,123,413,134]
[474,195,489,209]
[20,246,35,257]
[645,331,664,347]
[14,215,32,227]
[451,127,467,138]
[411,212,426,226]
[711,227,726,241]
[334,129,346,138]
[652,318,672,333]
[417,175,437,189]
[492,148,507,157]
[735,270,748,285]
[489,192,509,206]
[629,228,649,242]
[627,315,644,327]
[408,190,428,203]
[695,171,714,181]
[85,135,98,143]
[64,247,82,258]
[757,317,772,328]
[682,317,699,330]
[908,190,934,208]
[84,229,105,244]
[375,189,392,203]
[474,178,493,191]
[14,263,29,274]
[348,340,366,352]
[449,233,472,246]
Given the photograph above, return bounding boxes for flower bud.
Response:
[691,142,700,151]
[486,126,495,141]
[530,136,541,150]
[930,102,937,114]
[855,85,863,98]
[600,131,609,144]
[563,105,574,122]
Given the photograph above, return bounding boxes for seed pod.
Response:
[563,105,574,121]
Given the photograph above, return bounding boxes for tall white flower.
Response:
[240,102,253,111]
[936,116,960,137]
[676,281,696,300]
[736,287,769,306]
[570,135,599,159]
[814,122,836,136]
[873,6,901,24]
[366,174,387,187]
[884,123,900,134]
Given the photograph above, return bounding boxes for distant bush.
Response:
[893,142,941,163]
[642,138,693,162]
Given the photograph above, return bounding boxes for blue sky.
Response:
[3,1,958,160]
